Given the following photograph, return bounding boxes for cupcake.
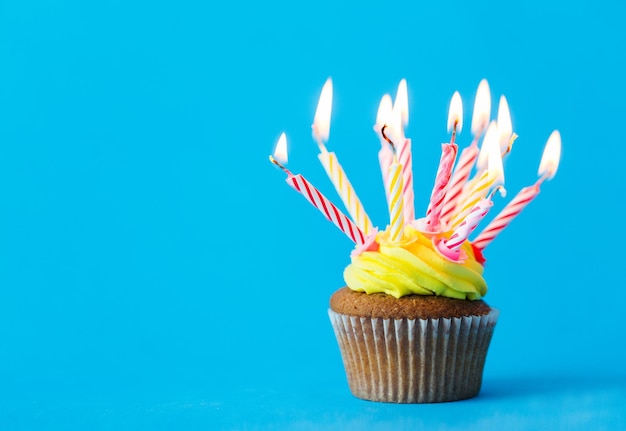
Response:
[328,225,499,403]
[269,78,560,404]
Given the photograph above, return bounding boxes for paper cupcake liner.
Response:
[328,308,499,403]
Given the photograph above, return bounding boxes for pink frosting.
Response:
[350,228,379,257]
[434,237,467,263]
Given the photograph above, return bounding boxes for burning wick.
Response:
[488,185,507,200]
[451,119,459,145]
[502,133,518,158]
[381,124,396,152]
[268,155,292,176]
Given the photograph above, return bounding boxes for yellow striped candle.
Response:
[448,123,504,229]
[387,159,405,242]
[317,150,374,234]
[312,77,374,234]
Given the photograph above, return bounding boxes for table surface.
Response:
[3,371,624,430]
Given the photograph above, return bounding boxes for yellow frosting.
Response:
[343,225,487,300]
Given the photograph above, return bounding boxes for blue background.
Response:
[1,0,625,429]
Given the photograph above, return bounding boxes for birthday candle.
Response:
[381,125,405,242]
[439,198,493,259]
[392,79,414,222]
[312,78,374,234]
[497,95,513,155]
[425,93,462,230]
[425,143,458,231]
[472,131,561,249]
[447,91,463,146]
[397,138,414,222]
[449,122,504,230]
[440,80,491,225]
[387,160,405,242]
[375,94,395,200]
[270,133,365,245]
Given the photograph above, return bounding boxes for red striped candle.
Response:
[397,138,414,222]
[471,184,538,250]
[472,130,561,250]
[439,141,479,225]
[287,174,365,245]
[270,133,365,245]
[438,198,492,261]
[375,94,394,203]
[425,143,458,231]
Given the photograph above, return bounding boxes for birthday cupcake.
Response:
[270,78,561,403]
[328,225,499,403]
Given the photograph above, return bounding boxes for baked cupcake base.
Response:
[329,288,499,403]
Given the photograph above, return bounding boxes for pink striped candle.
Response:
[287,173,365,245]
[375,94,394,203]
[378,144,394,204]
[440,80,492,225]
[471,184,539,250]
[425,143,458,231]
[472,130,561,250]
[397,138,414,222]
[448,122,503,229]
[392,80,414,222]
[439,141,479,225]
[437,198,492,261]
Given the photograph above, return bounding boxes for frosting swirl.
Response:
[343,225,487,300]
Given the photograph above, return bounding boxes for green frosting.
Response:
[344,225,487,300]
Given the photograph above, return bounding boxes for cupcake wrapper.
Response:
[328,308,499,403]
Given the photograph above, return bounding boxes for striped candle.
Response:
[472,129,561,249]
[439,199,492,259]
[287,173,365,245]
[448,122,503,229]
[439,141,479,225]
[317,150,374,234]
[387,160,405,242]
[378,144,394,205]
[270,134,365,245]
[425,143,458,231]
[448,169,493,230]
[471,184,539,250]
[397,138,415,222]
[375,94,395,205]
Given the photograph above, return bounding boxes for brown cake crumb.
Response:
[330,287,491,319]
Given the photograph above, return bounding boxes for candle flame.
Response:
[393,78,409,127]
[313,77,333,143]
[273,132,289,164]
[447,91,463,133]
[538,130,561,180]
[376,94,393,128]
[497,95,512,153]
[476,121,497,171]
[471,79,491,136]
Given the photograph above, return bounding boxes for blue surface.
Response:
[1,0,625,429]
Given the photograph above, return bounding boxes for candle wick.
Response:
[269,155,292,176]
[381,124,396,152]
[451,120,458,145]
[316,137,328,154]
[536,172,549,187]
[502,133,518,158]
[312,124,329,153]
[488,185,506,200]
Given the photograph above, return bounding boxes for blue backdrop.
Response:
[1,0,624,429]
